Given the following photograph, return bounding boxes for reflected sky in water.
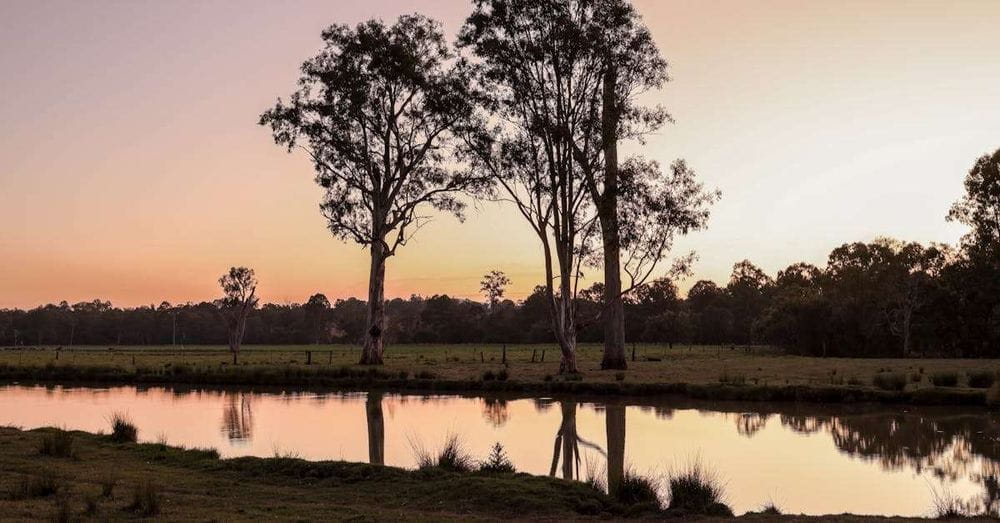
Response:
[1,384,997,516]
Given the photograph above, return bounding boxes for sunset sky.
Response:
[2,0,999,309]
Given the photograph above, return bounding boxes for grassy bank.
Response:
[1,344,997,406]
[0,426,948,521]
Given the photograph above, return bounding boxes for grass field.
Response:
[0,426,947,521]
[1,343,997,392]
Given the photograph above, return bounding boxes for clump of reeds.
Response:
[666,458,732,516]
[411,433,474,472]
[11,469,62,499]
[38,429,75,458]
[108,412,138,443]
[611,469,661,507]
[127,479,161,516]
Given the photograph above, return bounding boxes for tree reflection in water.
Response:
[550,401,604,481]
[221,392,253,443]
[367,391,385,465]
[481,398,509,427]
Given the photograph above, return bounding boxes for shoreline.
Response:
[0,361,988,407]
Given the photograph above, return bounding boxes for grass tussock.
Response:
[127,479,161,516]
[666,459,732,516]
[38,429,75,458]
[412,433,475,472]
[718,369,746,385]
[10,469,62,499]
[611,470,660,507]
[478,442,515,473]
[98,471,118,498]
[968,370,996,389]
[108,412,138,443]
[760,499,782,514]
[872,372,907,391]
[930,486,971,519]
[930,371,960,388]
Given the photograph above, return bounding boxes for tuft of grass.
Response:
[98,471,118,498]
[583,458,607,493]
[415,370,435,380]
[930,371,959,388]
[127,480,161,516]
[38,429,75,458]
[968,370,996,389]
[478,442,515,473]
[666,459,732,516]
[615,372,626,382]
[108,412,138,443]
[497,367,509,381]
[718,369,746,385]
[929,486,970,519]
[759,500,782,514]
[611,470,660,507]
[411,433,474,472]
[872,372,907,391]
[482,369,496,381]
[11,469,62,499]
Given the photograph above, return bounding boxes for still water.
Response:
[1,384,998,517]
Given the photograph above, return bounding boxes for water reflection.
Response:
[2,384,999,517]
[366,391,384,465]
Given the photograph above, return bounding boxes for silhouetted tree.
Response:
[260,15,483,365]
[217,267,258,364]
[480,270,511,311]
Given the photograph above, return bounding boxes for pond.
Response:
[1,384,997,516]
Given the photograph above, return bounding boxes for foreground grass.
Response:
[0,427,950,521]
[0,344,996,405]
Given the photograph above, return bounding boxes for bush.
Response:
[38,429,75,458]
[968,370,996,389]
[109,412,138,443]
[482,370,496,381]
[872,372,907,391]
[497,367,509,381]
[478,442,515,473]
[127,480,161,516]
[930,371,959,387]
[667,460,731,516]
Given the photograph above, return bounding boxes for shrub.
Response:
[968,370,996,389]
[872,372,907,391]
[127,480,161,516]
[615,372,626,382]
[482,370,496,381]
[38,429,75,458]
[760,500,781,514]
[612,470,660,506]
[497,367,509,381]
[930,372,959,387]
[109,412,138,443]
[667,459,731,516]
[478,442,515,473]
[415,370,435,380]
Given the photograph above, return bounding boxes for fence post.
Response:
[329,351,333,365]
[531,349,537,363]
[306,351,312,365]
[502,344,507,364]
[631,343,636,362]
[541,349,545,362]
[480,351,484,363]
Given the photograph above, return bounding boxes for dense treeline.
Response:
[1,232,996,358]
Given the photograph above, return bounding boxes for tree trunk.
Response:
[361,241,387,365]
[600,65,627,371]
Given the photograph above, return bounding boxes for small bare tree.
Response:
[217,267,258,365]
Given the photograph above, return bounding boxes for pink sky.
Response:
[2,0,999,308]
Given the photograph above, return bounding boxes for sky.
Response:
[1,0,999,309]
